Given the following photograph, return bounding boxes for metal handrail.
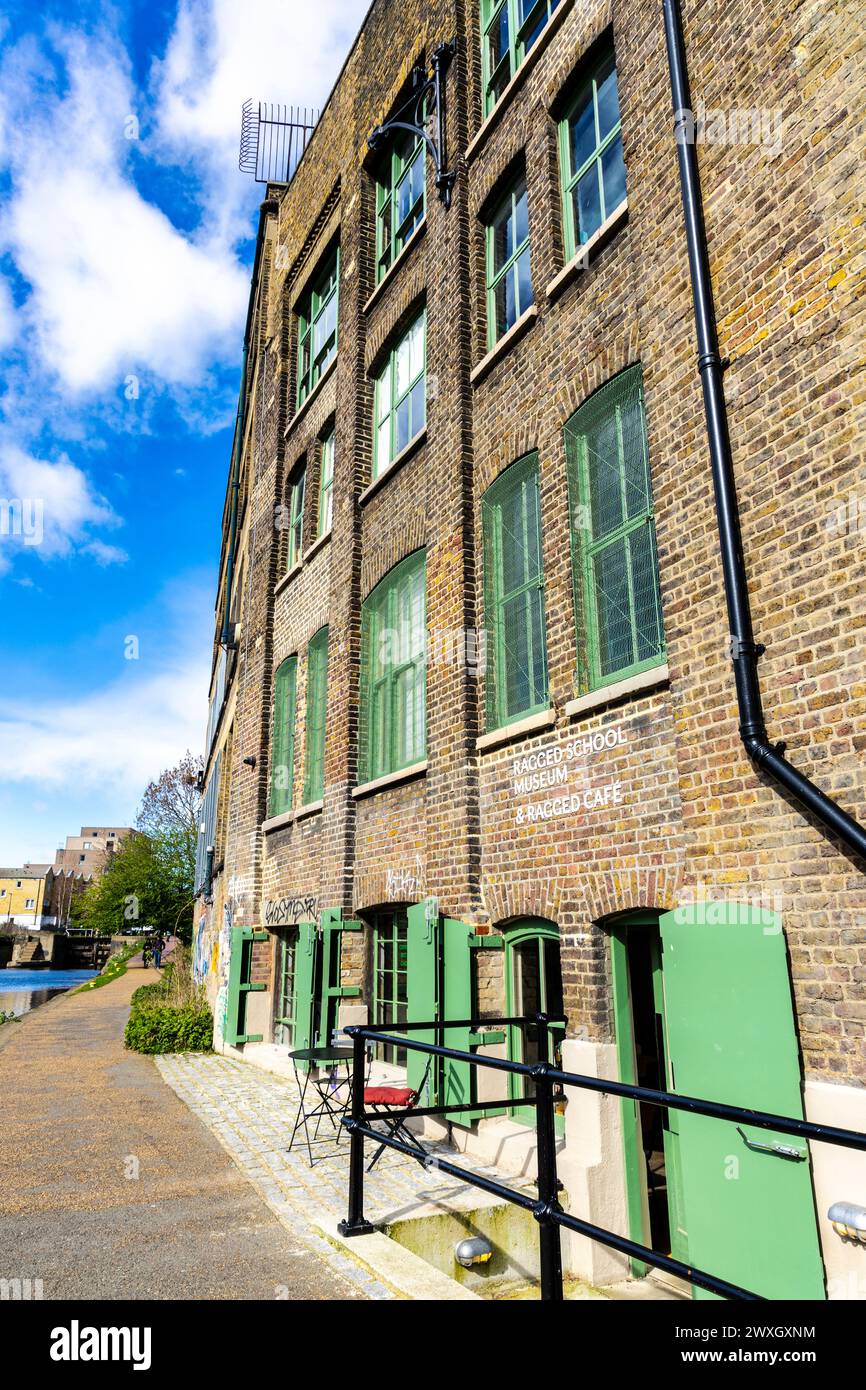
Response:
[337,1013,866,1302]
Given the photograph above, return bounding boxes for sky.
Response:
[0,0,369,864]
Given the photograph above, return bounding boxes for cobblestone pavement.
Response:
[157,1052,534,1288]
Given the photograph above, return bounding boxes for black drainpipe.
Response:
[662,0,866,862]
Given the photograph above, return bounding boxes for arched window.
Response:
[503,918,564,1124]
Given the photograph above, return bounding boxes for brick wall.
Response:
[199,0,866,1084]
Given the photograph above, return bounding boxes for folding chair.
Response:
[363,1055,434,1172]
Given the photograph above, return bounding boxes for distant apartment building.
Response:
[193,0,865,1301]
[53,826,131,878]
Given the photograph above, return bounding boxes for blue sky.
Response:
[0,0,368,863]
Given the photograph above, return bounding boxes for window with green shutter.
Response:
[286,463,305,570]
[275,928,298,1046]
[297,246,339,407]
[318,428,335,536]
[482,454,548,730]
[303,626,328,804]
[564,365,665,691]
[372,908,409,1064]
[269,656,297,816]
[376,131,425,282]
[359,549,426,782]
[486,176,533,348]
[373,311,426,479]
[559,49,626,259]
[481,0,560,118]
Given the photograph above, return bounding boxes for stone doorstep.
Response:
[313,1217,482,1301]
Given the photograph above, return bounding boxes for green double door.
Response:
[614,903,825,1300]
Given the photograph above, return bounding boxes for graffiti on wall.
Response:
[264,895,318,927]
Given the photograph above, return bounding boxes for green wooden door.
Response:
[406,899,438,1102]
[442,917,474,1125]
[505,921,563,1125]
[659,902,825,1300]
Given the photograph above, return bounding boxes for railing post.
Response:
[337,1029,376,1237]
[533,1021,564,1300]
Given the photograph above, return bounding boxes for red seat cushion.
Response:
[364,1086,415,1106]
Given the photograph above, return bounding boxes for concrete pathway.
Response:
[0,968,389,1300]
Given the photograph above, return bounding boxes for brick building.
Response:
[193,0,865,1299]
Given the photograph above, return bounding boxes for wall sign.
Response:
[512,725,628,824]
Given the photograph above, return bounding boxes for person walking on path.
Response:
[153,936,165,969]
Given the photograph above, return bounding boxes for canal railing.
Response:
[338,1014,866,1301]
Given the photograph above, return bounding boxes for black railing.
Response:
[338,1014,866,1302]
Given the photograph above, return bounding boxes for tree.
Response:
[77,754,203,944]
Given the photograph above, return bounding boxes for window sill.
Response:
[476,707,556,753]
[262,808,294,835]
[352,761,427,799]
[274,561,302,597]
[465,0,575,165]
[359,427,427,506]
[363,221,427,315]
[284,355,338,438]
[294,798,323,823]
[303,530,331,563]
[545,201,629,303]
[470,304,538,387]
[564,664,670,721]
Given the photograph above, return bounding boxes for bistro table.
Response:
[287,1046,357,1166]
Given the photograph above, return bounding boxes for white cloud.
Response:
[152,0,370,241]
[0,278,16,351]
[0,655,208,798]
[0,442,124,569]
[0,27,248,395]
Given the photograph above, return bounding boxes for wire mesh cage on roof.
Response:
[239,100,318,184]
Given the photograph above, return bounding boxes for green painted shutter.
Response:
[291,919,318,1068]
[442,917,475,1126]
[407,899,438,1103]
[659,903,825,1300]
[224,928,267,1045]
[303,627,328,804]
[316,908,362,1047]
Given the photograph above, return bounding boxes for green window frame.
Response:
[481,0,560,118]
[297,246,340,407]
[376,131,425,282]
[564,365,665,691]
[373,310,426,479]
[318,429,335,537]
[359,549,426,783]
[286,464,306,570]
[372,909,409,1065]
[269,655,297,816]
[486,176,533,348]
[559,49,626,259]
[482,453,548,730]
[275,928,298,1046]
[303,626,329,805]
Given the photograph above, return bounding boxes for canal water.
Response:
[0,968,98,1018]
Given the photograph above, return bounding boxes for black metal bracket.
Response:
[367,42,457,208]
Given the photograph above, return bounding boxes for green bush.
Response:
[124,1004,213,1055]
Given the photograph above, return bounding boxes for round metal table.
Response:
[287,1046,356,1165]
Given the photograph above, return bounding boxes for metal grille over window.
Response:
[359,550,427,782]
[194,750,221,895]
[564,365,665,691]
[303,627,329,804]
[482,453,548,729]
